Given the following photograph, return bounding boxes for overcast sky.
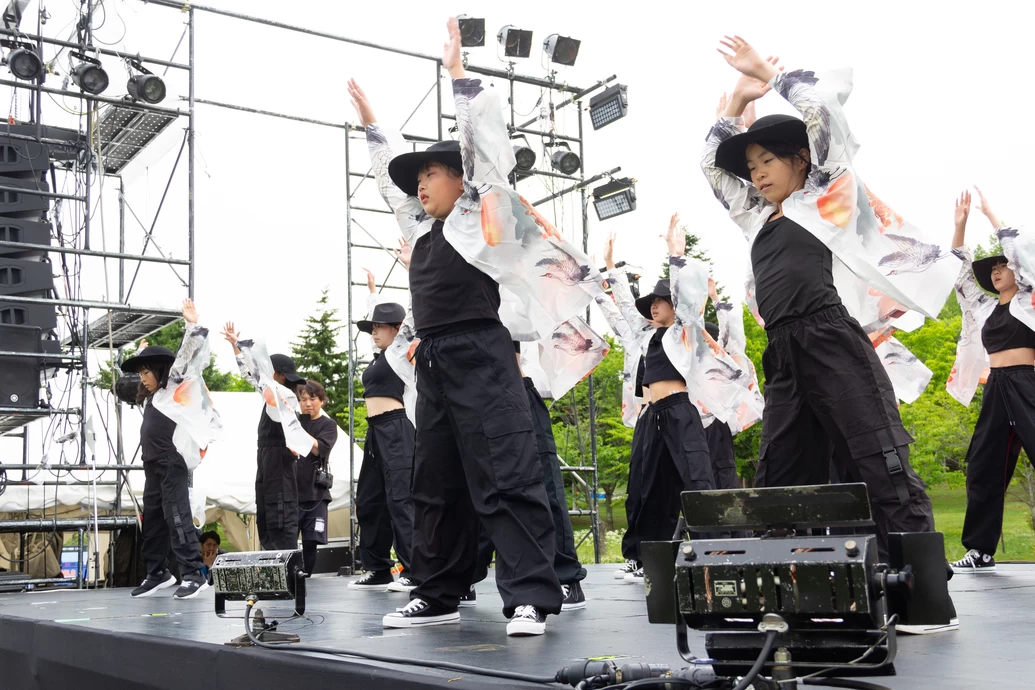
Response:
[4,0,1030,377]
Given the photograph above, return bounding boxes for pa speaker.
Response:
[887,531,958,633]
[0,324,41,407]
[0,219,52,256]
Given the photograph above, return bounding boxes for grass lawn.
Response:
[571,486,1035,564]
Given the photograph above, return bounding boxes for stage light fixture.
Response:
[548,142,580,176]
[4,44,42,81]
[592,177,636,220]
[589,83,629,130]
[497,25,533,58]
[70,54,108,95]
[127,73,166,104]
[512,136,536,173]
[543,34,580,66]
[457,15,485,47]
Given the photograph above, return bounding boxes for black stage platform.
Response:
[1,564,1032,690]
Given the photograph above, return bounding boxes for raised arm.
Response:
[447,16,515,194]
[974,186,1005,231]
[168,299,212,386]
[601,231,652,337]
[349,79,426,240]
[222,321,259,387]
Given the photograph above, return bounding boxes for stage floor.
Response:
[1,563,1032,689]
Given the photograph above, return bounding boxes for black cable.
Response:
[802,680,891,690]
[243,599,557,685]
[731,629,777,690]
[612,679,707,689]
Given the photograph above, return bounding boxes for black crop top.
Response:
[362,352,405,402]
[635,355,646,397]
[641,328,684,387]
[140,400,177,461]
[982,302,1035,354]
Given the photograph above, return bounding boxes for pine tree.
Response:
[658,225,726,325]
[291,289,351,423]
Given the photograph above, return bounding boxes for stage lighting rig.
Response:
[589,83,629,130]
[126,59,166,104]
[457,15,485,47]
[511,134,536,177]
[70,53,108,95]
[543,34,580,66]
[497,25,533,59]
[592,176,636,220]
[2,40,43,81]
[547,141,580,175]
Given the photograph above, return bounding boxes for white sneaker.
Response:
[896,617,960,635]
[613,559,637,579]
[624,567,645,584]
[506,605,546,636]
[950,549,996,573]
[386,575,419,593]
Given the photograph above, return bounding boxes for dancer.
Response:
[599,228,758,582]
[125,299,220,600]
[948,190,1035,573]
[350,18,607,635]
[296,379,338,577]
[348,269,417,592]
[703,36,937,560]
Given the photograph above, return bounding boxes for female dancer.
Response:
[348,268,417,592]
[949,190,1035,573]
[124,299,219,600]
[296,379,338,576]
[703,36,935,560]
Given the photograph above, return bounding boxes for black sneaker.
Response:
[561,581,586,611]
[506,605,546,636]
[459,585,477,608]
[951,549,996,573]
[131,571,176,598]
[624,567,645,584]
[382,598,460,628]
[614,559,637,579]
[173,573,210,600]
[348,570,394,591]
[386,575,419,593]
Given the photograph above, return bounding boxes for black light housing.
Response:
[589,83,629,130]
[127,73,166,104]
[5,44,43,81]
[512,135,536,174]
[457,15,485,47]
[592,177,637,221]
[548,142,580,176]
[497,25,533,58]
[543,34,580,66]
[70,53,108,95]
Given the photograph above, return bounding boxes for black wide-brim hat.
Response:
[635,279,672,321]
[714,114,810,182]
[121,345,176,374]
[357,302,407,334]
[705,322,719,341]
[270,353,306,384]
[972,255,1009,294]
[388,140,464,197]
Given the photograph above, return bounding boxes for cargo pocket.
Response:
[381,427,415,501]
[483,411,537,490]
[682,439,714,490]
[264,493,285,530]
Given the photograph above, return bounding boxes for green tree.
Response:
[733,304,767,481]
[291,289,351,423]
[91,320,252,392]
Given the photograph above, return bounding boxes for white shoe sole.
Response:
[349,582,392,591]
[131,575,177,598]
[386,582,418,593]
[458,599,477,608]
[561,600,587,611]
[174,581,210,600]
[382,611,460,628]
[896,618,960,635]
[950,566,996,573]
[507,620,546,636]
[623,577,645,584]
[613,572,633,579]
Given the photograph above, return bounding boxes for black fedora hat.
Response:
[972,255,1009,294]
[357,302,407,334]
[270,353,305,385]
[705,322,719,341]
[714,114,809,182]
[635,279,672,321]
[121,345,175,374]
[388,140,464,197]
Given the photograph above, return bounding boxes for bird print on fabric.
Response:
[705,357,744,383]
[773,70,830,165]
[453,78,486,205]
[552,322,598,356]
[879,234,950,275]
[536,247,593,286]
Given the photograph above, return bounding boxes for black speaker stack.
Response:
[0,126,58,410]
